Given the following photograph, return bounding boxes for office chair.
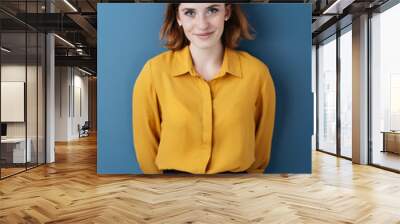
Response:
[79,121,90,138]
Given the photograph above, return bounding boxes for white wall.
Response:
[73,73,89,137]
[55,66,69,141]
[55,66,89,141]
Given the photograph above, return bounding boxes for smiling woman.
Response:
[160,3,253,51]
[132,3,276,174]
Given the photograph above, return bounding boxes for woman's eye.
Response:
[207,8,219,14]
[184,10,195,17]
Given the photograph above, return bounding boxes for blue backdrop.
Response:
[97,3,312,174]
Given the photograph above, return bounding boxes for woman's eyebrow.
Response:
[180,7,195,11]
[206,4,222,8]
[180,4,221,11]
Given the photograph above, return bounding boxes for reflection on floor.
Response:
[373,150,400,171]
[0,163,41,178]
[0,167,25,177]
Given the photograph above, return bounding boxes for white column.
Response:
[46,1,56,163]
[352,14,369,164]
[46,33,55,163]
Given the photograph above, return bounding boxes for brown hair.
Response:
[160,3,254,50]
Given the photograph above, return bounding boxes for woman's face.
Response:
[177,3,231,50]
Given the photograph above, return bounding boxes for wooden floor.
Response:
[1,135,400,223]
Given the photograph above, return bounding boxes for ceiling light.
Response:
[1,47,11,53]
[78,67,93,76]
[63,0,78,12]
[76,48,85,55]
[322,0,354,15]
[323,0,341,14]
[54,34,75,48]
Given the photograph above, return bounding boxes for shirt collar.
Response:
[171,45,242,78]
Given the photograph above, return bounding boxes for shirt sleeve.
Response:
[247,68,276,173]
[132,61,163,174]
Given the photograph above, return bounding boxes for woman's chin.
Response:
[190,41,220,50]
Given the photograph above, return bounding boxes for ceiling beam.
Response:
[67,13,97,44]
[55,55,96,71]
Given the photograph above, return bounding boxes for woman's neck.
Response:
[189,42,224,80]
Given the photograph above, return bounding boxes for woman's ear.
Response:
[176,16,182,26]
[225,4,232,21]
[176,7,182,27]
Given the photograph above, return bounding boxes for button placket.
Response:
[197,78,213,147]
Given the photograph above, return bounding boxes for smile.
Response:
[194,32,214,39]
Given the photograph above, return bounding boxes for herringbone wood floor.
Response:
[1,134,400,224]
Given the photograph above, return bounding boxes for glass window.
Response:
[1,31,28,178]
[27,31,38,169]
[38,32,46,165]
[371,3,400,171]
[318,36,337,154]
[312,46,317,151]
[0,1,46,179]
[339,28,352,158]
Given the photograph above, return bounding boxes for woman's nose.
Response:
[195,14,209,29]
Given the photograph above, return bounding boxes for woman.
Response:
[133,3,275,174]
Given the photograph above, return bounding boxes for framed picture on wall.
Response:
[1,81,25,122]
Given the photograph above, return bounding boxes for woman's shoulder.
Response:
[145,49,175,67]
[143,48,188,78]
[231,49,271,82]
[234,49,269,71]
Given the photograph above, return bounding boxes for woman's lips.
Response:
[194,32,214,39]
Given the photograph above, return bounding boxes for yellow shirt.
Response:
[133,46,275,174]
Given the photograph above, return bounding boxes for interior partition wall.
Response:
[316,25,353,160]
[0,1,46,179]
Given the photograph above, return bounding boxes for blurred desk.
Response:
[381,131,400,154]
[1,138,31,163]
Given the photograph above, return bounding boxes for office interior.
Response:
[0,0,98,179]
[0,0,399,222]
